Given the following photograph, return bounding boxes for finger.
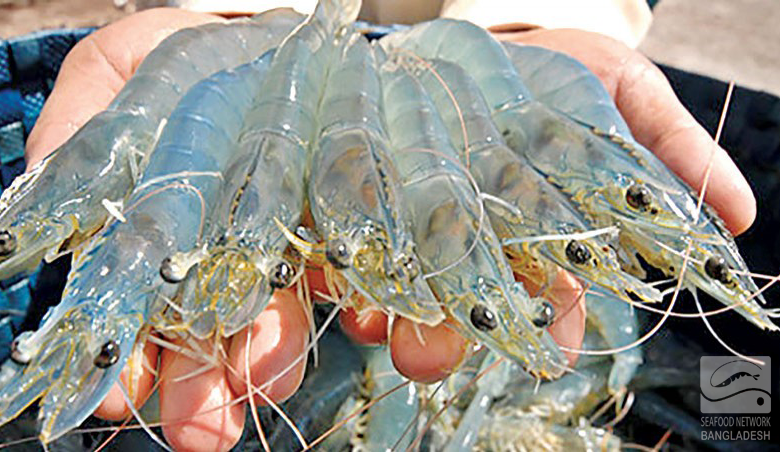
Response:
[339,306,389,345]
[25,8,223,168]
[159,339,245,452]
[496,29,756,235]
[390,318,471,384]
[93,338,159,421]
[305,267,339,301]
[227,288,309,405]
[609,53,756,236]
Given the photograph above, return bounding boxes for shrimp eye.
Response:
[470,304,498,332]
[704,256,731,284]
[0,230,16,256]
[395,254,420,281]
[565,240,591,265]
[10,338,29,365]
[94,340,120,369]
[160,256,184,283]
[532,301,555,328]
[625,184,652,211]
[326,239,351,269]
[269,261,295,289]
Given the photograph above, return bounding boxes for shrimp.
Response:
[382,19,777,331]
[0,9,304,281]
[584,289,642,396]
[167,0,360,339]
[354,346,420,451]
[0,51,278,443]
[478,413,622,451]
[403,55,661,305]
[307,31,443,326]
[425,349,619,451]
[379,55,566,378]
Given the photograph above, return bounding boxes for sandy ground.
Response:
[1,0,779,95]
[0,0,128,38]
[640,0,780,96]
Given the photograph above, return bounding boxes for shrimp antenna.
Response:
[391,377,449,451]
[117,380,173,452]
[244,326,271,452]
[692,290,764,365]
[693,81,734,226]
[408,357,504,451]
[561,236,695,356]
[305,380,412,450]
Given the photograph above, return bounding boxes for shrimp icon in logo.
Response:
[700,356,771,413]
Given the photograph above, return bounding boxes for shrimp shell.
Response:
[308,32,442,325]
[0,10,304,281]
[172,0,357,339]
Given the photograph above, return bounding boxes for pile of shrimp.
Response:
[0,0,775,449]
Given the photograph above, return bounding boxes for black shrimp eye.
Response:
[704,256,731,284]
[470,304,498,332]
[10,338,29,365]
[396,254,420,281]
[405,258,420,281]
[93,340,120,369]
[0,230,17,257]
[326,239,351,270]
[269,261,295,289]
[565,240,591,266]
[532,301,556,328]
[159,256,184,283]
[625,184,653,211]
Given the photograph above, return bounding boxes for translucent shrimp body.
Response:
[408,56,661,305]
[380,58,566,378]
[501,43,633,140]
[358,347,420,451]
[383,19,775,331]
[585,289,642,395]
[173,0,359,339]
[0,10,303,281]
[309,32,442,325]
[0,53,277,443]
[479,413,622,451]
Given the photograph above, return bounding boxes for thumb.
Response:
[24,8,222,168]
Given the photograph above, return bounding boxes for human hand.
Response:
[493,28,757,236]
[26,11,587,451]
[26,9,302,452]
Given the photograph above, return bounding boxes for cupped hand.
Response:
[27,11,587,451]
[494,28,757,236]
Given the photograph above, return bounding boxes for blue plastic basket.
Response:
[0,27,94,363]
